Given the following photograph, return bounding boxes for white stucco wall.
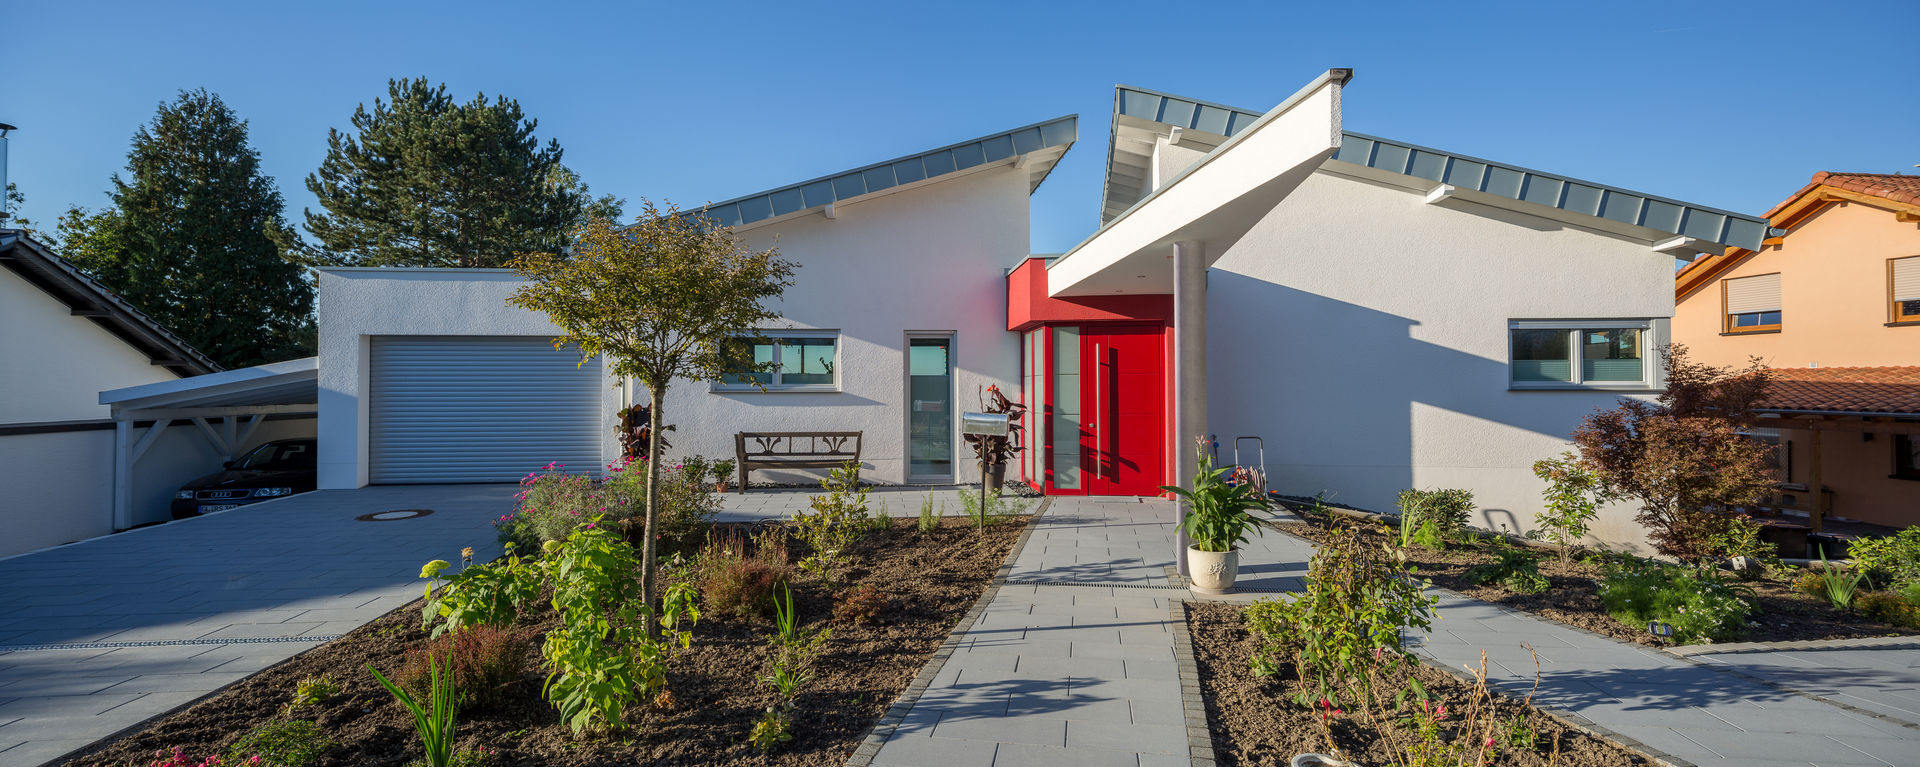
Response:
[0,416,316,558]
[315,163,1030,489]
[0,267,179,424]
[1206,165,1672,549]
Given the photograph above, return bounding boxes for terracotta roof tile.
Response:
[1766,172,1920,217]
[1759,366,1920,415]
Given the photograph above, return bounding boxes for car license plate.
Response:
[199,504,239,513]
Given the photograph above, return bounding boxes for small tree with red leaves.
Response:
[1571,344,1776,563]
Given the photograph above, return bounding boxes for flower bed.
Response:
[1276,513,1920,646]
[1188,601,1648,767]
[61,517,1026,767]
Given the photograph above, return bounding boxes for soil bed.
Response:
[1275,514,1917,646]
[65,516,1026,767]
[1188,602,1646,767]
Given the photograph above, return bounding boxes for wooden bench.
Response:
[733,431,862,494]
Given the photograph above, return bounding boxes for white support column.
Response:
[234,414,264,452]
[1172,240,1207,577]
[113,417,173,530]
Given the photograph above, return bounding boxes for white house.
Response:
[0,231,316,555]
[311,71,1771,551]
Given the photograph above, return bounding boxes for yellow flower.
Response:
[461,546,475,559]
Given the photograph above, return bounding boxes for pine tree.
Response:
[301,78,595,267]
[91,89,314,368]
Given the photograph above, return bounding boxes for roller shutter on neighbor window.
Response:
[1894,257,1920,302]
[1724,273,1782,314]
[369,336,603,484]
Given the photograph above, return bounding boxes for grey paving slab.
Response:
[0,484,514,767]
[1691,647,1920,728]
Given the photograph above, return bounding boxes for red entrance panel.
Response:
[1082,325,1166,496]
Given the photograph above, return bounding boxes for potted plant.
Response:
[712,458,737,493]
[1163,442,1273,594]
[962,385,1026,494]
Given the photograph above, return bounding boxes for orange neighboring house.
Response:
[1674,172,1920,542]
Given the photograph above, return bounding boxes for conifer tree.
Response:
[301,78,599,267]
[82,89,314,368]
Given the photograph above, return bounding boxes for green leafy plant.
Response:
[1395,488,1474,544]
[283,674,339,713]
[1704,514,1780,577]
[1464,538,1550,595]
[1848,527,1920,589]
[954,489,1029,528]
[1856,591,1920,628]
[1396,512,1446,551]
[769,582,831,670]
[226,719,334,767]
[1528,452,1610,561]
[369,653,458,767]
[539,523,699,733]
[712,458,737,486]
[791,463,872,583]
[397,625,532,712]
[1903,582,1920,608]
[1816,551,1866,611]
[420,549,541,638]
[1244,523,1438,710]
[1597,559,1751,643]
[917,496,940,533]
[1164,446,1273,553]
[1791,569,1826,597]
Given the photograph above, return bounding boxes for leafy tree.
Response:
[1529,452,1613,561]
[508,203,796,634]
[1571,345,1776,563]
[3,183,47,239]
[75,90,313,368]
[302,78,597,268]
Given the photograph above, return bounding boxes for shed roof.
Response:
[0,229,219,376]
[1757,366,1920,417]
[99,356,316,417]
[696,115,1077,229]
[1104,86,1774,252]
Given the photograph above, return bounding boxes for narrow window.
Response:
[1891,256,1920,323]
[1895,435,1920,481]
[1723,273,1782,333]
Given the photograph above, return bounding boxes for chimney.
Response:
[0,122,14,224]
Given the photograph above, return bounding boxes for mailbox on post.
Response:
[960,412,1010,529]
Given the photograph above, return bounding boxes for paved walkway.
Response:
[0,485,513,767]
[868,497,1312,767]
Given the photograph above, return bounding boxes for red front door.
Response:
[1081,325,1166,496]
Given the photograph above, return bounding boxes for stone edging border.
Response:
[844,497,1050,767]
[1170,600,1221,767]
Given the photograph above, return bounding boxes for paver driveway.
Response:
[0,484,514,766]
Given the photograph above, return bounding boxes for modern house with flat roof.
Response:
[311,71,1773,550]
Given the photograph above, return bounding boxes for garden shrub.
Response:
[1704,514,1780,577]
[1529,452,1609,560]
[541,523,698,733]
[225,719,334,767]
[916,495,940,532]
[420,548,541,638]
[283,674,338,713]
[1464,539,1550,594]
[398,625,533,712]
[1848,527,1920,589]
[499,456,721,549]
[833,583,892,625]
[1243,523,1438,710]
[1856,591,1920,628]
[1791,569,1826,598]
[1395,488,1473,541]
[792,463,873,583]
[1903,582,1920,608]
[1597,559,1750,643]
[697,529,791,620]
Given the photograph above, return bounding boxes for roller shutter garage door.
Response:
[369,336,603,484]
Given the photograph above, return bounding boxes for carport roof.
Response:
[99,356,317,418]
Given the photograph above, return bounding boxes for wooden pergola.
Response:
[1745,410,1920,535]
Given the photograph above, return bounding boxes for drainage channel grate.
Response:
[0,635,342,653]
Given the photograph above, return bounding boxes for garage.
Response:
[368,336,605,484]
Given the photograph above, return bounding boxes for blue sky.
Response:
[7,0,1916,254]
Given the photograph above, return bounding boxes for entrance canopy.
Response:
[98,357,318,529]
[1046,69,1350,297]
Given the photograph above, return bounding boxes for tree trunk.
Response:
[640,384,664,640]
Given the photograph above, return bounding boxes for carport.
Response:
[98,357,318,530]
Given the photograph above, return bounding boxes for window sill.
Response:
[1721,328,1781,336]
[1508,384,1659,393]
[1886,321,1920,327]
[1891,474,1920,483]
[711,385,843,394]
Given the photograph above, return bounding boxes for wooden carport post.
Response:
[1806,424,1824,536]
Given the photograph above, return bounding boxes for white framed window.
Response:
[1509,320,1653,389]
[715,331,841,392]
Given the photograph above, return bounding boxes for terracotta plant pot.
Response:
[1187,545,1239,594]
[715,481,731,493]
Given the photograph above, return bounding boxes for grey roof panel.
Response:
[1109,85,1773,251]
[688,115,1077,226]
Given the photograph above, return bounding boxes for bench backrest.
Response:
[736,431,862,460]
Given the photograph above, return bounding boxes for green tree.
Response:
[508,203,796,634]
[3,183,46,238]
[302,77,594,267]
[83,89,313,368]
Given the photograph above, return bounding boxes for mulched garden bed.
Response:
[1274,514,1918,647]
[64,516,1027,767]
[1188,602,1648,767]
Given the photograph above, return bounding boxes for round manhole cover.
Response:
[356,509,435,522]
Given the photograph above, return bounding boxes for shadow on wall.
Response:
[1207,274,1629,529]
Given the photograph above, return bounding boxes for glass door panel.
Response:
[907,337,953,481]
